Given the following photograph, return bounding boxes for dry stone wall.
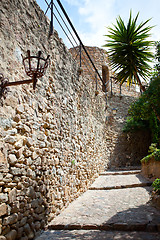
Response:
[104,93,151,168]
[0,0,149,238]
[0,0,108,239]
[70,46,148,168]
[69,45,139,97]
[69,46,109,79]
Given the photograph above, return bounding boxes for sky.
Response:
[36,0,160,48]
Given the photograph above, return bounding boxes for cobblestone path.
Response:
[35,170,160,239]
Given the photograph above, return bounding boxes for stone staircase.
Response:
[35,169,160,240]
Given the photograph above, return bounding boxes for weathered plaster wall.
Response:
[0,0,108,239]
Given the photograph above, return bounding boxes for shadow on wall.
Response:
[109,129,152,168]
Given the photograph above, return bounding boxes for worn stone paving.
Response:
[35,170,160,240]
[35,230,160,240]
[89,173,152,190]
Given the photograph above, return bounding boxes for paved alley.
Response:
[35,170,160,239]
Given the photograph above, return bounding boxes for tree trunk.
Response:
[133,70,145,92]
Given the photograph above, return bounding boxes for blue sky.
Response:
[36,0,160,48]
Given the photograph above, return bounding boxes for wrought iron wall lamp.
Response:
[0,50,50,97]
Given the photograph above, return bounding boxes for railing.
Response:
[110,77,121,96]
[42,0,105,93]
[39,0,136,101]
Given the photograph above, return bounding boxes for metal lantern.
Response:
[0,50,50,97]
[22,50,50,89]
[112,108,117,115]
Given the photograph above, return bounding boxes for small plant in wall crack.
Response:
[71,159,76,165]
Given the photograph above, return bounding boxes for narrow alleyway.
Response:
[35,169,160,239]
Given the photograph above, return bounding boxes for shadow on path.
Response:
[36,229,160,240]
[101,203,160,231]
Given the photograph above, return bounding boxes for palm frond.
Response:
[103,11,154,90]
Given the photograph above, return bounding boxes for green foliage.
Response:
[141,143,160,163]
[154,41,160,76]
[141,154,152,163]
[146,77,160,117]
[71,160,75,165]
[154,149,160,161]
[148,143,158,153]
[122,117,148,132]
[125,76,160,143]
[152,178,160,194]
[103,11,154,89]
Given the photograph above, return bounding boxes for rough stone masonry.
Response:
[0,0,146,239]
[0,0,109,239]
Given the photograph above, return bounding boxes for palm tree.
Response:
[103,11,154,92]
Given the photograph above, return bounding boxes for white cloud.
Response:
[65,0,160,47]
[75,0,117,47]
[78,28,106,47]
[79,0,116,30]
[64,0,83,7]
[53,0,160,48]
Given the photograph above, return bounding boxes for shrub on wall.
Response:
[123,76,160,145]
[152,178,160,194]
[141,143,160,163]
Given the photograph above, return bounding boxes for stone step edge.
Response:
[89,182,152,190]
[100,170,141,176]
[48,223,160,232]
[110,166,141,171]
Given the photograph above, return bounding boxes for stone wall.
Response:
[69,45,138,96]
[69,46,109,94]
[105,94,151,168]
[70,46,147,168]
[0,0,108,239]
[69,46,108,76]
[141,158,160,180]
[0,0,148,238]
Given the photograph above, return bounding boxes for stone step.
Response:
[89,182,152,190]
[100,169,141,176]
[35,230,160,240]
[48,187,160,232]
[48,223,160,232]
[109,166,141,171]
[89,173,152,190]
